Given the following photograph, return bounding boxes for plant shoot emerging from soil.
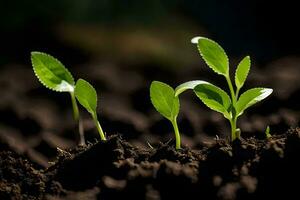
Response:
[75,79,106,141]
[150,81,181,149]
[265,126,271,138]
[190,37,273,141]
[31,52,85,146]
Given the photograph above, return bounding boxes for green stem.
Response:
[171,118,181,150]
[225,75,240,141]
[225,75,236,104]
[70,92,79,121]
[92,113,106,141]
[70,92,86,146]
[235,87,240,101]
[230,117,237,141]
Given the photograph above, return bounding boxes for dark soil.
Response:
[0,128,299,200]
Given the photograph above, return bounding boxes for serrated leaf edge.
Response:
[234,56,251,89]
[31,51,75,92]
[236,87,273,115]
[193,83,231,116]
[195,37,229,76]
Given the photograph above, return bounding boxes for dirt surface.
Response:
[0,128,300,199]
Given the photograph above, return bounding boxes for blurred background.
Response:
[0,0,299,167]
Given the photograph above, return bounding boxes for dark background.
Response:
[1,0,300,65]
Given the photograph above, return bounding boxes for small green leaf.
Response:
[192,37,229,76]
[150,81,179,121]
[194,83,231,118]
[236,88,273,116]
[75,79,98,115]
[235,56,251,89]
[31,52,75,92]
[175,80,208,97]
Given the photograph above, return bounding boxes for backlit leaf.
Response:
[194,83,231,118]
[75,79,98,115]
[192,37,229,76]
[175,80,208,97]
[235,56,251,89]
[236,88,273,116]
[150,81,179,121]
[31,52,75,92]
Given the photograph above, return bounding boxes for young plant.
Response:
[74,79,106,141]
[31,52,85,146]
[190,37,273,141]
[265,126,271,139]
[150,81,181,149]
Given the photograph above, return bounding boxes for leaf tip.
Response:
[191,36,202,44]
[245,55,251,63]
[30,51,48,60]
[264,88,273,96]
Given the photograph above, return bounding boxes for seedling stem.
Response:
[171,118,181,150]
[92,113,106,141]
[70,92,86,146]
[225,74,239,140]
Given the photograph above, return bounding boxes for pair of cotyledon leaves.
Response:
[31,52,98,117]
[150,37,272,121]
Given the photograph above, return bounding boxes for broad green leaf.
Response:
[175,80,208,97]
[75,79,98,115]
[192,37,229,76]
[150,81,179,121]
[31,52,75,92]
[236,88,273,116]
[194,83,231,118]
[235,56,251,89]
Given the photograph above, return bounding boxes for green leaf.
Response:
[194,83,231,118]
[175,80,208,97]
[192,37,229,76]
[150,81,179,121]
[31,52,75,92]
[75,79,98,115]
[236,88,273,116]
[235,56,251,89]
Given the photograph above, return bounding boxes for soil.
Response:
[0,128,299,200]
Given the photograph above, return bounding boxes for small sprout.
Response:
[191,37,273,141]
[74,79,106,141]
[265,126,271,138]
[150,81,181,149]
[31,52,85,146]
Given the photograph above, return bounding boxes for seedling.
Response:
[189,37,273,141]
[265,126,271,138]
[150,81,181,149]
[75,79,106,141]
[31,52,85,146]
